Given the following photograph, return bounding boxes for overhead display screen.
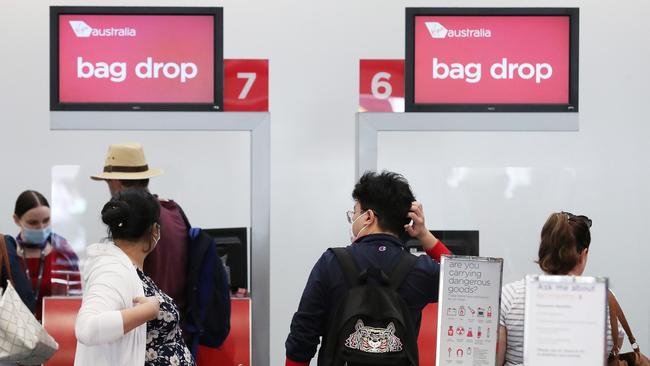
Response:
[406,8,579,112]
[51,7,223,111]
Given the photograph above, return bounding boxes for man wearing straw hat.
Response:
[91,142,190,319]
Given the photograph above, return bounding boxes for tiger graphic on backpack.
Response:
[344,319,403,353]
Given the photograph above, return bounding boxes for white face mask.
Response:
[153,223,161,247]
[145,223,161,253]
[349,210,370,242]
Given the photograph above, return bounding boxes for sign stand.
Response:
[436,255,503,366]
[523,275,608,366]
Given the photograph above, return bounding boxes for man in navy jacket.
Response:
[285,171,451,366]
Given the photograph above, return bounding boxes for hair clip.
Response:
[118,222,123,227]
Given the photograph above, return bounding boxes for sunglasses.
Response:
[562,211,592,228]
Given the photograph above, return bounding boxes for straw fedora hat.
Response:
[91,143,163,181]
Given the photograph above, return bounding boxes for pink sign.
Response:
[58,14,215,103]
[414,16,570,104]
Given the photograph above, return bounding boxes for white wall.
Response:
[1,0,649,365]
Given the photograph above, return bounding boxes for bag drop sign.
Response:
[58,14,216,103]
[76,57,198,83]
[414,15,571,104]
[436,256,503,366]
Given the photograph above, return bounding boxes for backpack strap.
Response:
[330,247,361,287]
[389,251,418,290]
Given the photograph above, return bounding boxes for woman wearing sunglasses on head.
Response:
[496,211,623,366]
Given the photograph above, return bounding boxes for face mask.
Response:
[349,211,370,242]
[153,227,161,247]
[145,223,161,253]
[21,226,52,248]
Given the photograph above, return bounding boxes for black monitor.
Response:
[203,227,247,293]
[405,7,579,112]
[50,6,224,111]
[404,230,479,256]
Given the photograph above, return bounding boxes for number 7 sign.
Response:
[224,59,269,111]
[359,59,404,112]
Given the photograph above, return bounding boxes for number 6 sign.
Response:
[359,60,404,112]
[224,59,269,111]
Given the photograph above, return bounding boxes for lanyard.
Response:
[19,246,46,302]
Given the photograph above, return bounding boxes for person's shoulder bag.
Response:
[0,239,59,365]
[608,290,650,366]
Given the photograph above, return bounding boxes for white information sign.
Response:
[523,275,608,366]
[436,256,503,366]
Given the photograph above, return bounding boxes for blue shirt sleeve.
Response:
[401,255,441,307]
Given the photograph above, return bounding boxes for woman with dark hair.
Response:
[496,212,623,366]
[74,189,194,366]
[11,190,80,319]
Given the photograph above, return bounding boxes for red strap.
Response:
[285,358,309,366]
[425,240,451,262]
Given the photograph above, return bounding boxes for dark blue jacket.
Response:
[285,234,441,363]
[3,235,36,312]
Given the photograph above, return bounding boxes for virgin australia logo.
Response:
[69,21,92,37]
[425,22,448,38]
[425,21,492,38]
[69,20,136,38]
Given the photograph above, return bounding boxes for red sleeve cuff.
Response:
[286,358,310,366]
[425,240,451,262]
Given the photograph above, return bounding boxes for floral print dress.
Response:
[137,269,195,366]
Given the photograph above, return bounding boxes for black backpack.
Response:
[319,247,420,366]
[178,209,231,354]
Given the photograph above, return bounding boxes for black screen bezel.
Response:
[50,6,224,111]
[405,7,579,113]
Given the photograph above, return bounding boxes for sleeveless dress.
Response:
[137,269,195,366]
